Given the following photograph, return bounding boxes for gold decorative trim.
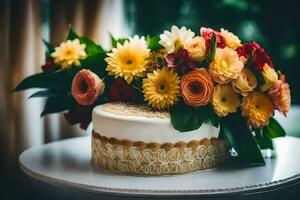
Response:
[92,131,229,175]
[100,102,170,118]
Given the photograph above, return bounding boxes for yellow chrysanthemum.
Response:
[212,84,240,117]
[220,28,242,50]
[209,47,244,84]
[105,35,150,84]
[242,91,274,128]
[51,39,87,69]
[143,67,180,110]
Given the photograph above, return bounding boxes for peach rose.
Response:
[186,36,206,61]
[180,68,214,107]
[220,28,241,50]
[232,68,257,96]
[71,69,105,106]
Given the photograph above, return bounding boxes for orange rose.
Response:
[71,69,105,106]
[180,68,214,107]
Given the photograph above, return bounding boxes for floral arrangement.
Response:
[15,26,291,165]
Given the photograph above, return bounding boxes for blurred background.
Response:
[0,0,299,199]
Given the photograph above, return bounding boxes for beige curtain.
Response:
[0,0,127,168]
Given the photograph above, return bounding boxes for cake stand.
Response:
[19,136,300,197]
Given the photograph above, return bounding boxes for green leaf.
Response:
[263,117,286,138]
[14,71,72,92]
[170,104,203,132]
[252,69,265,86]
[245,50,256,68]
[28,90,65,98]
[80,37,105,56]
[81,53,107,77]
[67,28,106,56]
[198,105,219,128]
[221,113,265,165]
[43,39,55,58]
[146,35,163,51]
[41,96,75,116]
[67,28,79,40]
[206,33,216,63]
[110,34,129,48]
[254,129,274,150]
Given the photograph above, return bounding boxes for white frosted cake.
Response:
[91,102,228,175]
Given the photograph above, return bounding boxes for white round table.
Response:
[19,136,300,197]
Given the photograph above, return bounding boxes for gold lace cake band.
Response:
[92,131,229,175]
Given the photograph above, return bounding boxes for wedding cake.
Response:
[91,102,228,175]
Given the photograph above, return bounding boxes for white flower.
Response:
[159,25,195,53]
[128,35,148,49]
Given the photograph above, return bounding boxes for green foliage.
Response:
[255,129,274,150]
[81,53,107,78]
[14,71,73,92]
[253,70,265,86]
[206,33,216,63]
[67,28,79,40]
[81,37,106,56]
[263,117,286,138]
[146,35,163,51]
[43,39,55,58]
[220,112,265,165]
[41,95,75,116]
[199,105,219,128]
[170,104,203,132]
[28,90,63,98]
[170,103,219,132]
[110,34,129,48]
[67,28,106,56]
[249,118,285,150]
[245,50,256,68]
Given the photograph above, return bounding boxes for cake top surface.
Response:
[100,102,170,118]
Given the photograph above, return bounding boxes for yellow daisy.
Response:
[242,91,274,128]
[212,84,240,117]
[105,35,150,84]
[143,67,180,110]
[51,39,87,69]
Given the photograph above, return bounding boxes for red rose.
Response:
[41,59,54,72]
[253,48,273,70]
[108,78,136,102]
[200,27,226,49]
[237,41,273,71]
[64,103,93,129]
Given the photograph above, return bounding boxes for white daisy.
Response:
[128,35,148,48]
[159,25,195,53]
